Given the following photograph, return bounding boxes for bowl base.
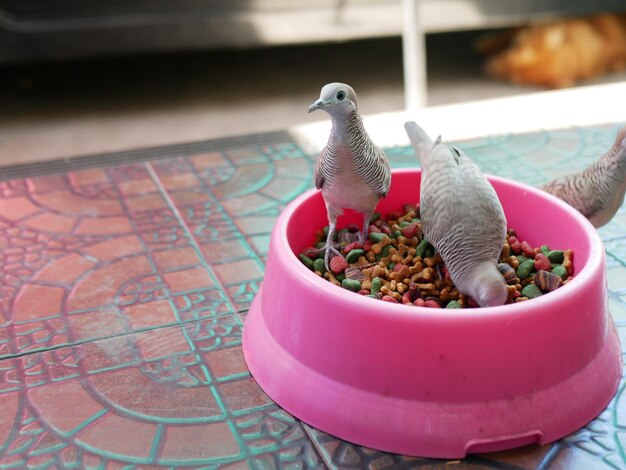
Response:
[243,288,622,459]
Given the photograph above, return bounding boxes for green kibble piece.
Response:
[342,278,362,292]
[388,262,396,271]
[516,254,529,264]
[399,221,411,228]
[313,258,326,275]
[446,300,462,309]
[315,241,326,249]
[336,273,346,282]
[393,230,402,238]
[552,265,568,280]
[298,254,314,270]
[370,212,381,222]
[323,226,329,237]
[376,244,391,261]
[540,245,550,255]
[346,249,365,263]
[521,284,543,299]
[516,259,535,279]
[371,277,382,295]
[367,294,378,299]
[415,239,429,258]
[369,232,388,242]
[547,250,564,263]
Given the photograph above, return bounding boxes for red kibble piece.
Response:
[387,211,402,220]
[369,224,381,233]
[413,298,426,307]
[343,241,363,254]
[302,246,319,258]
[510,240,521,254]
[382,295,399,303]
[357,289,369,295]
[363,240,374,252]
[534,253,551,271]
[513,290,521,298]
[393,263,405,272]
[424,299,441,308]
[330,256,349,274]
[521,241,535,258]
[401,292,413,304]
[468,297,480,308]
[508,236,519,244]
[401,223,419,238]
[440,265,450,281]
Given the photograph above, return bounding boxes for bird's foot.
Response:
[311,243,342,272]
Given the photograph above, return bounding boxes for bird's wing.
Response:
[360,145,391,198]
[314,145,331,190]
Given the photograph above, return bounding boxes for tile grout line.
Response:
[0,311,249,363]
[144,162,242,319]
[301,423,336,470]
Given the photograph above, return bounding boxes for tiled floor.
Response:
[1,122,626,468]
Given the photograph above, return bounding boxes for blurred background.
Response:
[1,0,626,164]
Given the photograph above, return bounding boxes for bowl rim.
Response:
[276,168,605,321]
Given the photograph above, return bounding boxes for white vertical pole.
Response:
[402,0,428,110]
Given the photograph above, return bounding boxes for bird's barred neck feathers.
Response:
[329,110,374,153]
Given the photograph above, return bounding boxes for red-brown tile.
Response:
[0,197,41,221]
[28,379,105,434]
[200,239,249,263]
[14,284,65,321]
[219,377,273,413]
[168,189,212,206]
[189,152,230,170]
[66,255,153,311]
[117,178,158,197]
[32,191,123,216]
[135,327,191,360]
[22,212,77,234]
[204,345,248,380]
[76,412,158,460]
[33,253,96,284]
[82,235,145,261]
[125,194,169,212]
[212,163,270,200]
[88,367,221,419]
[27,174,68,193]
[153,247,201,271]
[67,308,127,341]
[159,422,241,462]
[0,391,19,444]
[75,216,133,235]
[163,267,214,293]
[159,173,200,191]
[124,300,176,330]
[68,168,110,187]
[213,259,263,285]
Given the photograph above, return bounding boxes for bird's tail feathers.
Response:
[404,121,434,167]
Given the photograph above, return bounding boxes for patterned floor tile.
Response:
[2,125,626,468]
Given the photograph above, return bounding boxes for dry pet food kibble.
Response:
[299,204,574,309]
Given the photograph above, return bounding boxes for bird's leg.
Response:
[359,210,373,243]
[323,220,342,271]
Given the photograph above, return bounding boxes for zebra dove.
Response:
[308,83,391,270]
[542,126,626,228]
[405,121,508,307]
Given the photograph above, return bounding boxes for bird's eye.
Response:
[336,91,346,101]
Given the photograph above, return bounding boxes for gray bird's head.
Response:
[463,264,508,308]
[308,83,358,116]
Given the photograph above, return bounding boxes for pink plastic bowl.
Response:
[243,168,621,458]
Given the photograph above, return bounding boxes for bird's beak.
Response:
[308,99,324,113]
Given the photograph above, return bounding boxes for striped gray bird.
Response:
[405,121,508,307]
[541,126,626,228]
[308,83,391,270]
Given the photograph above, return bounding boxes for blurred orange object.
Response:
[477,13,626,88]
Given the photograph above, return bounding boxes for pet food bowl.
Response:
[243,168,621,458]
